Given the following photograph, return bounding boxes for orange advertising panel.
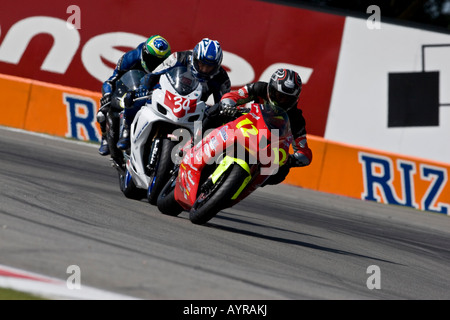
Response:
[0,74,32,129]
[24,80,102,141]
[283,136,327,191]
[317,141,364,198]
[314,141,450,215]
[1,73,102,141]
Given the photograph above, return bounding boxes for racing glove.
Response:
[135,86,151,100]
[140,73,160,91]
[204,103,221,118]
[122,86,150,109]
[290,135,312,167]
[100,93,111,109]
[122,91,135,109]
[219,98,238,117]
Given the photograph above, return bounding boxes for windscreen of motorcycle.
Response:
[111,69,146,110]
[117,69,146,91]
[260,103,291,137]
[165,66,200,96]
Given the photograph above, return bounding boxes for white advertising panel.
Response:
[326,17,450,164]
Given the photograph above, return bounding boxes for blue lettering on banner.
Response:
[397,160,418,208]
[358,152,449,214]
[420,165,449,214]
[63,93,100,142]
[358,153,403,205]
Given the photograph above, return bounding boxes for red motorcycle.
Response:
[157,103,293,225]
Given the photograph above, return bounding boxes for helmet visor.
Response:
[142,53,162,72]
[268,85,298,109]
[193,57,219,81]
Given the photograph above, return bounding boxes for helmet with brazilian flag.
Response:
[141,35,171,73]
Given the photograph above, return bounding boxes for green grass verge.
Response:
[0,287,48,300]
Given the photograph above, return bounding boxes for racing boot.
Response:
[97,109,110,156]
[117,122,130,150]
[98,134,110,156]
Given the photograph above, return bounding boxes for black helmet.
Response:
[267,69,302,111]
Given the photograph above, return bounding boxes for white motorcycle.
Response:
[117,66,207,204]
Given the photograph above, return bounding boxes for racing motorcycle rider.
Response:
[116,38,231,150]
[206,68,312,186]
[97,35,172,156]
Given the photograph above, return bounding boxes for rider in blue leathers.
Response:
[116,38,231,150]
[97,35,172,156]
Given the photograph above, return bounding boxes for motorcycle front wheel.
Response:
[119,169,146,200]
[189,163,249,225]
[157,170,184,216]
[106,111,125,169]
[147,138,176,205]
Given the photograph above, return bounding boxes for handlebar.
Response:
[133,94,152,102]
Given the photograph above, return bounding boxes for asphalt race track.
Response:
[1,125,450,300]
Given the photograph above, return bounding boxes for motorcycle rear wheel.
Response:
[189,163,249,225]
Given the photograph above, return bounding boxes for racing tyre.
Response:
[157,172,184,216]
[189,163,249,225]
[107,112,125,169]
[119,170,146,200]
[147,138,176,205]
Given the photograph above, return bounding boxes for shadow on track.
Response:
[209,212,402,265]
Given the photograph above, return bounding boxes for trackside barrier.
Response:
[286,138,450,215]
[0,73,102,142]
[0,74,32,129]
[1,73,449,215]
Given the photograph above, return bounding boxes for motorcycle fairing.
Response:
[174,103,288,208]
[126,66,206,190]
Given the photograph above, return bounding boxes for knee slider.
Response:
[97,111,106,123]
